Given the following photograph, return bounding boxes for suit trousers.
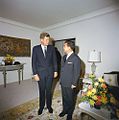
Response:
[38,75,53,110]
[61,86,77,116]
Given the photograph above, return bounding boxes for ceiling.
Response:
[0,0,118,29]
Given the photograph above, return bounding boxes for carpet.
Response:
[0,90,95,120]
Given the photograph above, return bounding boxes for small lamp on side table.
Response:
[88,50,101,74]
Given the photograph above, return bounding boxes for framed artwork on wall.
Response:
[0,35,31,57]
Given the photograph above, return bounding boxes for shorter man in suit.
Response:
[32,32,58,115]
[59,40,81,120]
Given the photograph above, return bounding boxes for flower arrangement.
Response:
[80,74,119,119]
[3,54,15,65]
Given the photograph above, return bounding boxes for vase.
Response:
[4,60,13,65]
[94,104,101,109]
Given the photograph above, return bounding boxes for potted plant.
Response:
[3,54,15,65]
[80,74,119,119]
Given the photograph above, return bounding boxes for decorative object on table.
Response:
[104,73,118,87]
[13,61,21,65]
[88,50,101,74]
[3,54,15,65]
[0,61,5,66]
[80,74,119,119]
[104,72,119,87]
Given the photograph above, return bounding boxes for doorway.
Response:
[54,38,75,57]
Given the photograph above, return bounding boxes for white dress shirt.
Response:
[66,51,73,60]
[41,45,47,57]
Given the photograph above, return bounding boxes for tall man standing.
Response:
[59,40,80,120]
[32,32,58,115]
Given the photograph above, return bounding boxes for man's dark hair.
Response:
[64,40,75,51]
[40,32,50,39]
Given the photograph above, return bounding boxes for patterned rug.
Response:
[0,90,95,120]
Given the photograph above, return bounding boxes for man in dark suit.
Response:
[59,40,81,120]
[32,32,58,115]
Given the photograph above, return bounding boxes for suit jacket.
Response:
[32,45,57,78]
[60,53,80,87]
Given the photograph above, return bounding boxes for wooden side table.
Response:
[0,63,25,87]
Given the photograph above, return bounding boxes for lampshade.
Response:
[88,50,101,63]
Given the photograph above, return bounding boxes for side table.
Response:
[78,102,111,120]
[0,63,25,87]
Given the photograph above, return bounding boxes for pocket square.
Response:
[68,62,73,64]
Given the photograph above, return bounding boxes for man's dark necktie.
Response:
[44,46,47,57]
[64,55,67,62]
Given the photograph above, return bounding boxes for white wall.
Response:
[0,21,41,85]
[0,7,119,85]
[46,9,119,77]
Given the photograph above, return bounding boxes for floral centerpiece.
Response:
[3,54,15,65]
[80,74,119,119]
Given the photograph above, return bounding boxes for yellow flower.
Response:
[87,90,92,96]
[92,95,98,100]
[80,73,117,112]
[102,93,106,97]
[89,74,96,78]
[4,54,15,61]
[98,77,104,82]
[94,82,99,86]
[89,99,95,106]
[92,88,96,94]
[101,96,108,104]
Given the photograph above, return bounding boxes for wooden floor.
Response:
[0,79,38,113]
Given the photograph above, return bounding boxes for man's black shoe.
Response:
[66,115,72,120]
[59,111,66,117]
[48,107,53,113]
[38,109,43,115]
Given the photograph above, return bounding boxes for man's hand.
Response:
[33,74,40,81]
[71,84,76,89]
[54,72,58,78]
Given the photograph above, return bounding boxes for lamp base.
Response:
[91,62,96,74]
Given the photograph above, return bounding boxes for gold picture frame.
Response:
[0,35,31,57]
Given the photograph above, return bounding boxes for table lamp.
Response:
[88,50,101,74]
